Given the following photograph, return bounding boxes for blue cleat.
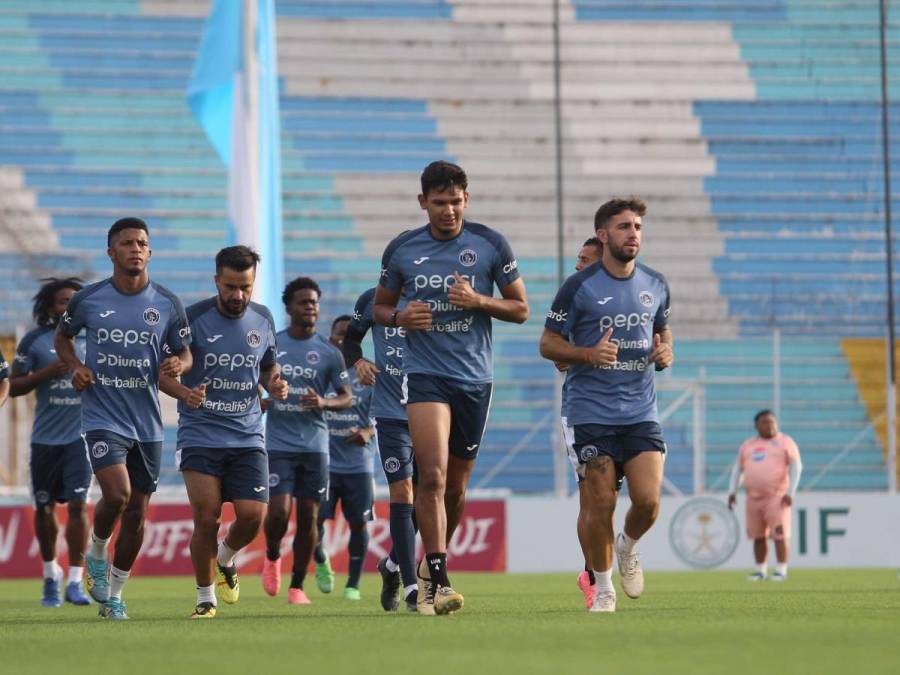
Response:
[85,553,110,603]
[65,581,91,606]
[41,570,63,608]
[98,597,129,620]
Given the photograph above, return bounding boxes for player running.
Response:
[540,198,673,613]
[342,286,419,612]
[161,246,287,618]
[316,315,377,601]
[374,161,529,615]
[262,277,352,605]
[10,277,92,607]
[55,217,192,620]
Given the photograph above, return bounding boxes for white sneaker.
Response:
[615,534,644,599]
[771,571,787,582]
[746,572,767,582]
[590,590,616,613]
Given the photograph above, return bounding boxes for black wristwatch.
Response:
[389,309,400,327]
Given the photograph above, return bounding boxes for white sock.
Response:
[617,532,638,555]
[197,583,217,606]
[90,531,110,561]
[42,559,61,580]
[385,558,400,573]
[109,566,130,600]
[775,563,788,576]
[404,584,417,599]
[68,566,84,584]
[757,562,768,576]
[216,541,237,568]
[593,568,614,594]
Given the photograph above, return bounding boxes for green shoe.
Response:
[315,554,335,594]
[343,587,361,601]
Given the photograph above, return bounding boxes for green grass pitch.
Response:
[1,570,898,675]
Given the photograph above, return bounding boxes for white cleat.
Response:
[746,572,767,582]
[590,590,616,613]
[770,571,787,582]
[615,534,644,599]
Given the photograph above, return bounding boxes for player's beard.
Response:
[220,295,248,317]
[607,239,638,264]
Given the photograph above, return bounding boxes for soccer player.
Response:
[540,197,673,613]
[55,217,192,620]
[342,286,419,612]
[728,410,802,581]
[160,246,287,618]
[317,314,377,601]
[374,161,528,615]
[10,277,92,607]
[262,277,352,605]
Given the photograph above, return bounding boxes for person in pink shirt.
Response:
[727,410,802,581]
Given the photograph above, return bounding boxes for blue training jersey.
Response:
[13,326,85,445]
[546,261,670,426]
[177,298,277,450]
[59,278,191,442]
[379,221,521,384]
[326,366,376,474]
[350,287,406,421]
[266,330,349,454]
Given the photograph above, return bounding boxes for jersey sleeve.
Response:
[164,294,192,353]
[330,347,350,391]
[544,275,581,337]
[59,287,88,338]
[344,289,374,365]
[13,331,39,375]
[654,277,671,332]
[0,349,8,381]
[490,233,521,289]
[785,436,800,464]
[379,242,405,293]
[260,308,278,371]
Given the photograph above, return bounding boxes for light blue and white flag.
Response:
[187,0,284,326]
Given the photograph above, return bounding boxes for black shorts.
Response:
[571,421,666,491]
[403,373,492,460]
[177,446,269,503]
[373,417,415,483]
[30,440,92,507]
[320,472,375,523]
[84,430,162,495]
[268,451,329,500]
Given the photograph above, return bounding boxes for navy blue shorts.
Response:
[320,472,375,523]
[84,430,162,495]
[374,417,415,483]
[177,446,269,503]
[30,440,92,507]
[403,373,492,460]
[268,451,329,500]
[571,422,666,491]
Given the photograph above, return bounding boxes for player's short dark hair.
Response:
[215,245,260,274]
[32,277,83,327]
[282,276,321,307]
[420,160,468,197]
[107,217,149,247]
[594,197,647,231]
[331,314,352,331]
[583,236,602,250]
[754,409,775,423]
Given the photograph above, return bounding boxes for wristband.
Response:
[389,309,400,327]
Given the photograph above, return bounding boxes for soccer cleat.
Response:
[746,572,767,582]
[41,569,63,608]
[65,581,91,606]
[287,588,311,605]
[405,589,418,613]
[98,597,129,620]
[343,587,361,601]
[261,556,281,597]
[590,591,616,613]
[576,571,596,610]
[216,563,240,604]
[416,561,436,616]
[771,571,787,582]
[85,553,110,603]
[315,553,335,594]
[433,585,464,615]
[377,557,401,612]
[615,534,644,599]
[191,602,217,619]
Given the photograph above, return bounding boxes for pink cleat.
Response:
[577,571,596,610]
[261,556,281,597]
[287,588,311,605]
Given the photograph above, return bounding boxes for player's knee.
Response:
[630,494,660,518]
[388,480,414,504]
[67,501,86,517]
[416,466,446,495]
[297,500,319,525]
[193,508,221,532]
[444,483,465,508]
[104,490,131,514]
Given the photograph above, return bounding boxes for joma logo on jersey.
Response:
[413,273,475,292]
[598,312,653,331]
[96,328,156,347]
[203,352,260,371]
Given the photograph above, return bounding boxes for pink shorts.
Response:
[745,495,790,540]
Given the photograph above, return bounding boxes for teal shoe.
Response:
[85,554,110,603]
[98,597,129,620]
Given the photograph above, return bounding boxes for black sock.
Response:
[585,566,595,585]
[266,546,280,562]
[389,503,417,588]
[313,522,327,564]
[347,527,369,589]
[290,571,305,589]
[425,552,450,588]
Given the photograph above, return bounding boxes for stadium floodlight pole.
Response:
[879,0,897,492]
